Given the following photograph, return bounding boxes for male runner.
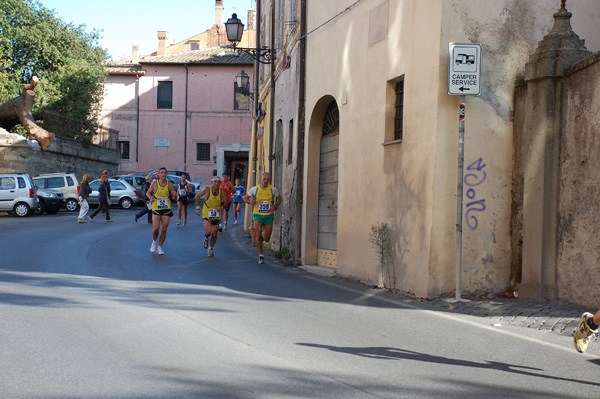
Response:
[219,173,235,231]
[196,176,227,257]
[146,167,178,255]
[243,172,282,264]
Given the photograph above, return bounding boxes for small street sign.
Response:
[448,43,482,96]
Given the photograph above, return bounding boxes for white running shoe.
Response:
[203,237,209,249]
[207,247,214,257]
[234,219,238,224]
[258,254,265,264]
[157,246,164,255]
[224,222,228,231]
[150,241,158,253]
[182,220,186,227]
[177,219,181,226]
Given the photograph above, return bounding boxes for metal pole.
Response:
[456,96,466,300]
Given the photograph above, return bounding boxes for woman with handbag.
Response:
[88,175,113,222]
[77,174,92,223]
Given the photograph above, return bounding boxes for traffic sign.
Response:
[448,43,482,96]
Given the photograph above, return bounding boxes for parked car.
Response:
[0,173,38,217]
[36,188,66,214]
[88,179,139,209]
[34,173,80,212]
[114,173,148,191]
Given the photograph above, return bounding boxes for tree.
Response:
[0,0,107,145]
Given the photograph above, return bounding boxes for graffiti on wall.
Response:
[464,157,487,230]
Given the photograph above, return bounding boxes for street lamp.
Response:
[225,13,275,64]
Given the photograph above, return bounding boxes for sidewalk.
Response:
[297,264,598,350]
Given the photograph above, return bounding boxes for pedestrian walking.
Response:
[196,176,227,257]
[77,174,92,223]
[146,167,177,255]
[574,310,600,353]
[243,172,282,264]
[135,174,153,223]
[219,173,235,231]
[232,178,245,224]
[176,174,193,227]
[88,175,113,222]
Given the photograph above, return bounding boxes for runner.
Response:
[574,309,600,353]
[219,173,235,231]
[196,176,227,257]
[232,178,245,224]
[146,167,177,255]
[176,174,193,227]
[243,172,282,264]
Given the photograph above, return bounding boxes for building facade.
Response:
[252,0,600,302]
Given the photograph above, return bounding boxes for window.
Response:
[189,41,200,51]
[196,143,211,162]
[0,177,16,190]
[47,177,64,189]
[66,176,74,186]
[394,80,404,141]
[119,141,130,160]
[385,76,404,143]
[234,82,250,110]
[157,81,173,109]
[17,177,25,189]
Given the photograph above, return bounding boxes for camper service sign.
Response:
[448,43,482,96]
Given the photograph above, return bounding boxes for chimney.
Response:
[157,31,169,56]
[247,9,255,31]
[216,0,223,25]
[132,45,139,63]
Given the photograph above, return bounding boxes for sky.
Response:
[38,0,257,59]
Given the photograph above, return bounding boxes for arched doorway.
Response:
[317,101,339,267]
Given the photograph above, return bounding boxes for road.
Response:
[1,207,598,398]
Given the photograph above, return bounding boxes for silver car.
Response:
[88,179,139,209]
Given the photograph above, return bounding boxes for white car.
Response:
[0,173,38,217]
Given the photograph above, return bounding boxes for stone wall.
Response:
[557,52,600,307]
[0,129,121,180]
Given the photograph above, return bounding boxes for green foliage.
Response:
[273,247,291,260]
[0,0,107,138]
[369,222,396,289]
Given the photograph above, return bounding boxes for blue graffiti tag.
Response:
[464,158,487,230]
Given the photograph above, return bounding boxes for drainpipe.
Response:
[268,0,275,173]
[135,74,140,163]
[294,0,307,263]
[184,64,189,169]
[252,0,262,188]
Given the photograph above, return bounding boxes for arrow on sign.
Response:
[459,86,471,92]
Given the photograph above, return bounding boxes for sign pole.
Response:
[456,97,466,301]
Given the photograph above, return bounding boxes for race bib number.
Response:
[179,188,187,196]
[258,201,271,214]
[157,197,168,209]
[208,208,219,220]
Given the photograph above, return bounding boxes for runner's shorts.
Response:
[253,213,274,225]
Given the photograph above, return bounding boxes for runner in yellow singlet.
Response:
[243,172,282,264]
[196,176,228,257]
[146,167,177,255]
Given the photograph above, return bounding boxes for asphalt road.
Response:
[1,207,599,398]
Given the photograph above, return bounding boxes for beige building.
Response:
[250,0,600,302]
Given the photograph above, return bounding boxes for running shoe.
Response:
[150,241,158,253]
[207,247,214,257]
[258,254,265,264]
[224,222,228,231]
[177,219,181,226]
[182,220,186,227]
[234,219,238,224]
[574,312,598,353]
[157,246,164,255]
[203,237,209,249]
[106,219,114,222]
[87,216,94,222]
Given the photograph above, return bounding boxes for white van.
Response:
[0,173,38,216]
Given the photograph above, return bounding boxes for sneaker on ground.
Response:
[87,216,94,222]
[157,246,164,255]
[106,219,113,222]
[78,218,86,223]
[203,237,209,249]
[150,241,158,253]
[234,219,238,224]
[224,223,228,231]
[177,219,181,226]
[207,247,214,257]
[258,255,265,264]
[182,220,186,227]
[574,312,598,353]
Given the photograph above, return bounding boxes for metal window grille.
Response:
[197,143,211,161]
[119,141,130,160]
[394,80,404,141]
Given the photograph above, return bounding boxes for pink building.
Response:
[101,47,254,186]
